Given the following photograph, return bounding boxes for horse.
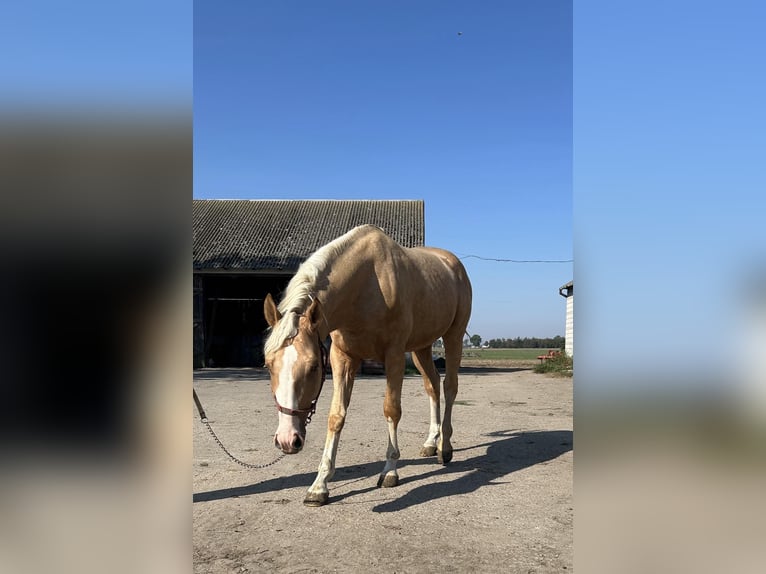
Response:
[263,224,472,506]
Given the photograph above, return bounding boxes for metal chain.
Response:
[199,417,285,470]
[194,388,285,469]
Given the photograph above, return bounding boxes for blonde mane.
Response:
[264,225,376,356]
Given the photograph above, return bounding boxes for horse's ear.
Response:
[305,297,322,332]
[264,293,281,327]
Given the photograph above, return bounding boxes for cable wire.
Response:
[459,254,572,263]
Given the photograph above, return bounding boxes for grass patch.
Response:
[460,348,562,361]
[533,351,573,376]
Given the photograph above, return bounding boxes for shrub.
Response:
[533,350,573,376]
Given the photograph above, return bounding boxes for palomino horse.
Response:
[263,224,472,506]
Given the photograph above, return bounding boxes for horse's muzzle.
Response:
[274,431,304,454]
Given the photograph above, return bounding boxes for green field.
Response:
[460,348,560,361]
[429,347,563,362]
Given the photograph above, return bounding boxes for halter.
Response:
[273,333,328,425]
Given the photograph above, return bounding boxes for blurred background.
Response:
[575,2,766,572]
[0,2,191,573]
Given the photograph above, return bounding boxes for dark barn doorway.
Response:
[197,274,291,368]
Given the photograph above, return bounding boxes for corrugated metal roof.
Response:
[193,199,425,271]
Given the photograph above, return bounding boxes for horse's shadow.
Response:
[193,429,572,511]
[369,429,571,512]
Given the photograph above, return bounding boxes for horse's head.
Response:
[263,293,327,454]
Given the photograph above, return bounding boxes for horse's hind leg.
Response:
[439,331,464,464]
[412,347,441,457]
[378,350,405,488]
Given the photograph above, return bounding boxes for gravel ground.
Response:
[193,366,572,574]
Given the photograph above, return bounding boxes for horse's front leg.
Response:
[303,425,341,507]
[304,348,359,507]
[378,352,404,488]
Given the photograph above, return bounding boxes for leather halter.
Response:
[273,334,328,425]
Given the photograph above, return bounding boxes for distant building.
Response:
[558,280,573,357]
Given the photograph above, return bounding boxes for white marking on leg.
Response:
[381,417,400,479]
[307,432,339,497]
[423,396,441,449]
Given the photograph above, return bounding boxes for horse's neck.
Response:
[309,246,368,338]
[312,287,341,339]
[313,274,358,339]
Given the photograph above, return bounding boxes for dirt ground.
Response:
[193,365,573,573]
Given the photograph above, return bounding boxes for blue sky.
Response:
[194,1,573,341]
[6,1,762,391]
[0,1,191,106]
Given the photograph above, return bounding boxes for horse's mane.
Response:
[264,225,377,356]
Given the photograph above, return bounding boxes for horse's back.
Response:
[338,226,472,350]
[408,245,472,303]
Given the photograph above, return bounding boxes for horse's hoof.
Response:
[377,473,399,488]
[419,446,437,457]
[303,492,328,507]
[437,449,453,464]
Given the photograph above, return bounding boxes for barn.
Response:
[193,199,425,368]
[559,280,574,357]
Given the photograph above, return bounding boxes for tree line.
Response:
[484,336,565,349]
